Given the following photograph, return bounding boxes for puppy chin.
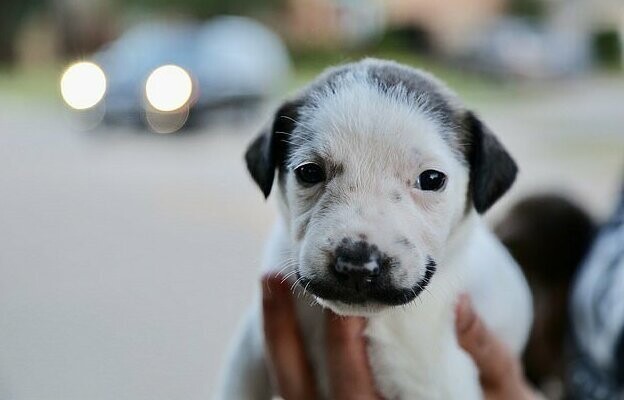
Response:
[315,298,392,316]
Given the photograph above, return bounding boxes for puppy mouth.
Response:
[297,258,437,306]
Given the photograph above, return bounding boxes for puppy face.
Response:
[246,59,517,314]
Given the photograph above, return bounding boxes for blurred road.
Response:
[0,77,623,400]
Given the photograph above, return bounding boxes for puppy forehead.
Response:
[305,84,448,157]
[288,60,464,168]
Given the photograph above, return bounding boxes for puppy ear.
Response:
[245,101,300,198]
[464,111,518,213]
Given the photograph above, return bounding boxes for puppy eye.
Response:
[417,170,447,191]
[295,163,325,185]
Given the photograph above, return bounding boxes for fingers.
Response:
[262,275,317,400]
[455,293,544,400]
[262,274,381,399]
[325,313,382,400]
[455,294,520,387]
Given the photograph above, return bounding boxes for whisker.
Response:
[278,115,300,124]
[274,262,297,278]
[290,276,304,293]
[303,279,312,296]
[280,270,299,283]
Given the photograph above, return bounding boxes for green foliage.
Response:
[0,0,45,62]
[375,27,432,54]
[507,0,547,22]
[0,64,58,99]
[593,29,622,69]
[120,0,283,18]
[289,47,508,104]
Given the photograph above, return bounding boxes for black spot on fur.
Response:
[396,236,414,249]
[333,163,345,176]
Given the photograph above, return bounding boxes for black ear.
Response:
[465,112,518,213]
[245,101,300,198]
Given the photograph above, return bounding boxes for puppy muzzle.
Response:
[298,238,437,306]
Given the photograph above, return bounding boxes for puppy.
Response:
[216,58,532,399]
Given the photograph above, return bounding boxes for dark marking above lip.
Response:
[297,255,438,306]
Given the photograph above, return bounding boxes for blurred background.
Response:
[0,0,623,399]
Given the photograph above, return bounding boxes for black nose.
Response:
[333,239,381,285]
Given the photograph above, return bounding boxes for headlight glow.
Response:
[145,65,193,112]
[60,62,107,110]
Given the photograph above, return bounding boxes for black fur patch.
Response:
[462,112,518,213]
[296,255,437,305]
[244,100,301,198]
[367,63,457,131]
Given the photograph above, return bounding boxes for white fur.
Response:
[215,64,532,399]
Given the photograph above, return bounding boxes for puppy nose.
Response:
[334,239,381,282]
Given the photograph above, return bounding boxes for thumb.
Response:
[455,294,520,387]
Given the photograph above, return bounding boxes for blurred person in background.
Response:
[567,181,624,399]
[495,195,597,398]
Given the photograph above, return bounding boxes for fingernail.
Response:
[456,293,471,311]
[455,293,473,331]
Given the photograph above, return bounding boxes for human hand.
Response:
[455,294,540,400]
[262,274,539,400]
[262,274,381,400]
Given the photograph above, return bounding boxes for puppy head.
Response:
[246,59,517,314]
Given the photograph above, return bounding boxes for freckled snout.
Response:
[333,239,386,290]
[301,235,435,306]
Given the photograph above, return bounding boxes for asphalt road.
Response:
[0,77,623,400]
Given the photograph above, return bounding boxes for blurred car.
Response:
[60,16,291,132]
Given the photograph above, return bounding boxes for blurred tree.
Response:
[0,0,44,63]
[507,0,547,22]
[122,0,283,18]
[0,0,284,64]
[593,29,622,69]
[50,0,118,59]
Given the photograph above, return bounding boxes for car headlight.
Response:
[145,65,193,112]
[60,62,107,110]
